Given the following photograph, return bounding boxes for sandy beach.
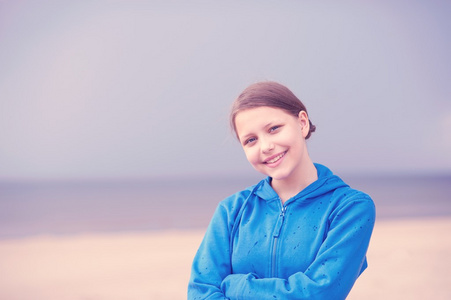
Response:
[0,217,450,300]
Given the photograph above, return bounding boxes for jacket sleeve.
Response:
[188,200,236,300]
[220,195,376,300]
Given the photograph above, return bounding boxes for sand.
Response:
[0,217,450,299]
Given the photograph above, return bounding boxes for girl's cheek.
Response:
[245,149,258,163]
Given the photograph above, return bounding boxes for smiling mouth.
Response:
[264,151,287,164]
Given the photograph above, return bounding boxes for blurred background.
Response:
[0,0,450,238]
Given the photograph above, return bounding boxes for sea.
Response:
[0,173,450,239]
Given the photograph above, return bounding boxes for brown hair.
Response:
[230,81,316,139]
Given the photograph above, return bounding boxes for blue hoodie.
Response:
[188,164,375,300]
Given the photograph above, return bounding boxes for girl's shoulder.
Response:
[334,185,372,202]
[329,186,376,219]
[217,178,266,214]
[220,183,257,208]
[209,183,260,229]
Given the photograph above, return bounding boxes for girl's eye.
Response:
[244,137,257,146]
[269,125,281,133]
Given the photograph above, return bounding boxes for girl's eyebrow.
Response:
[263,120,284,129]
[239,132,253,142]
[239,121,276,141]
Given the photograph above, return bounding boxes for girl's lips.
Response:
[263,151,287,165]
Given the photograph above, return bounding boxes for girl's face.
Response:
[235,106,310,183]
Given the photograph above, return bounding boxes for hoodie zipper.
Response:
[271,204,287,277]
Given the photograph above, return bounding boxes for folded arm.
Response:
[221,196,376,300]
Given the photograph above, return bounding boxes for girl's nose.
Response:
[261,138,275,153]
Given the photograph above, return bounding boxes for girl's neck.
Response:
[271,160,318,204]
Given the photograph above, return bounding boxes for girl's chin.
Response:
[264,169,291,181]
[254,165,290,180]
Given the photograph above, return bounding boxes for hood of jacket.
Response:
[253,163,349,204]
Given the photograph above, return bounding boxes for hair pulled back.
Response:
[230,81,316,139]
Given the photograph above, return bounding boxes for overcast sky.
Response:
[1,0,450,180]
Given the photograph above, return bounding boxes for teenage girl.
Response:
[188,81,375,300]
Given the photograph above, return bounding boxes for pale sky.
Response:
[1,0,450,180]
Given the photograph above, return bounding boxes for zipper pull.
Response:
[280,206,287,217]
[274,206,287,238]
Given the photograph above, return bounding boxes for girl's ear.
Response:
[298,111,310,138]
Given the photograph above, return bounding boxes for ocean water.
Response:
[0,174,450,239]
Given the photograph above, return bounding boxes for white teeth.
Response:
[267,152,285,164]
